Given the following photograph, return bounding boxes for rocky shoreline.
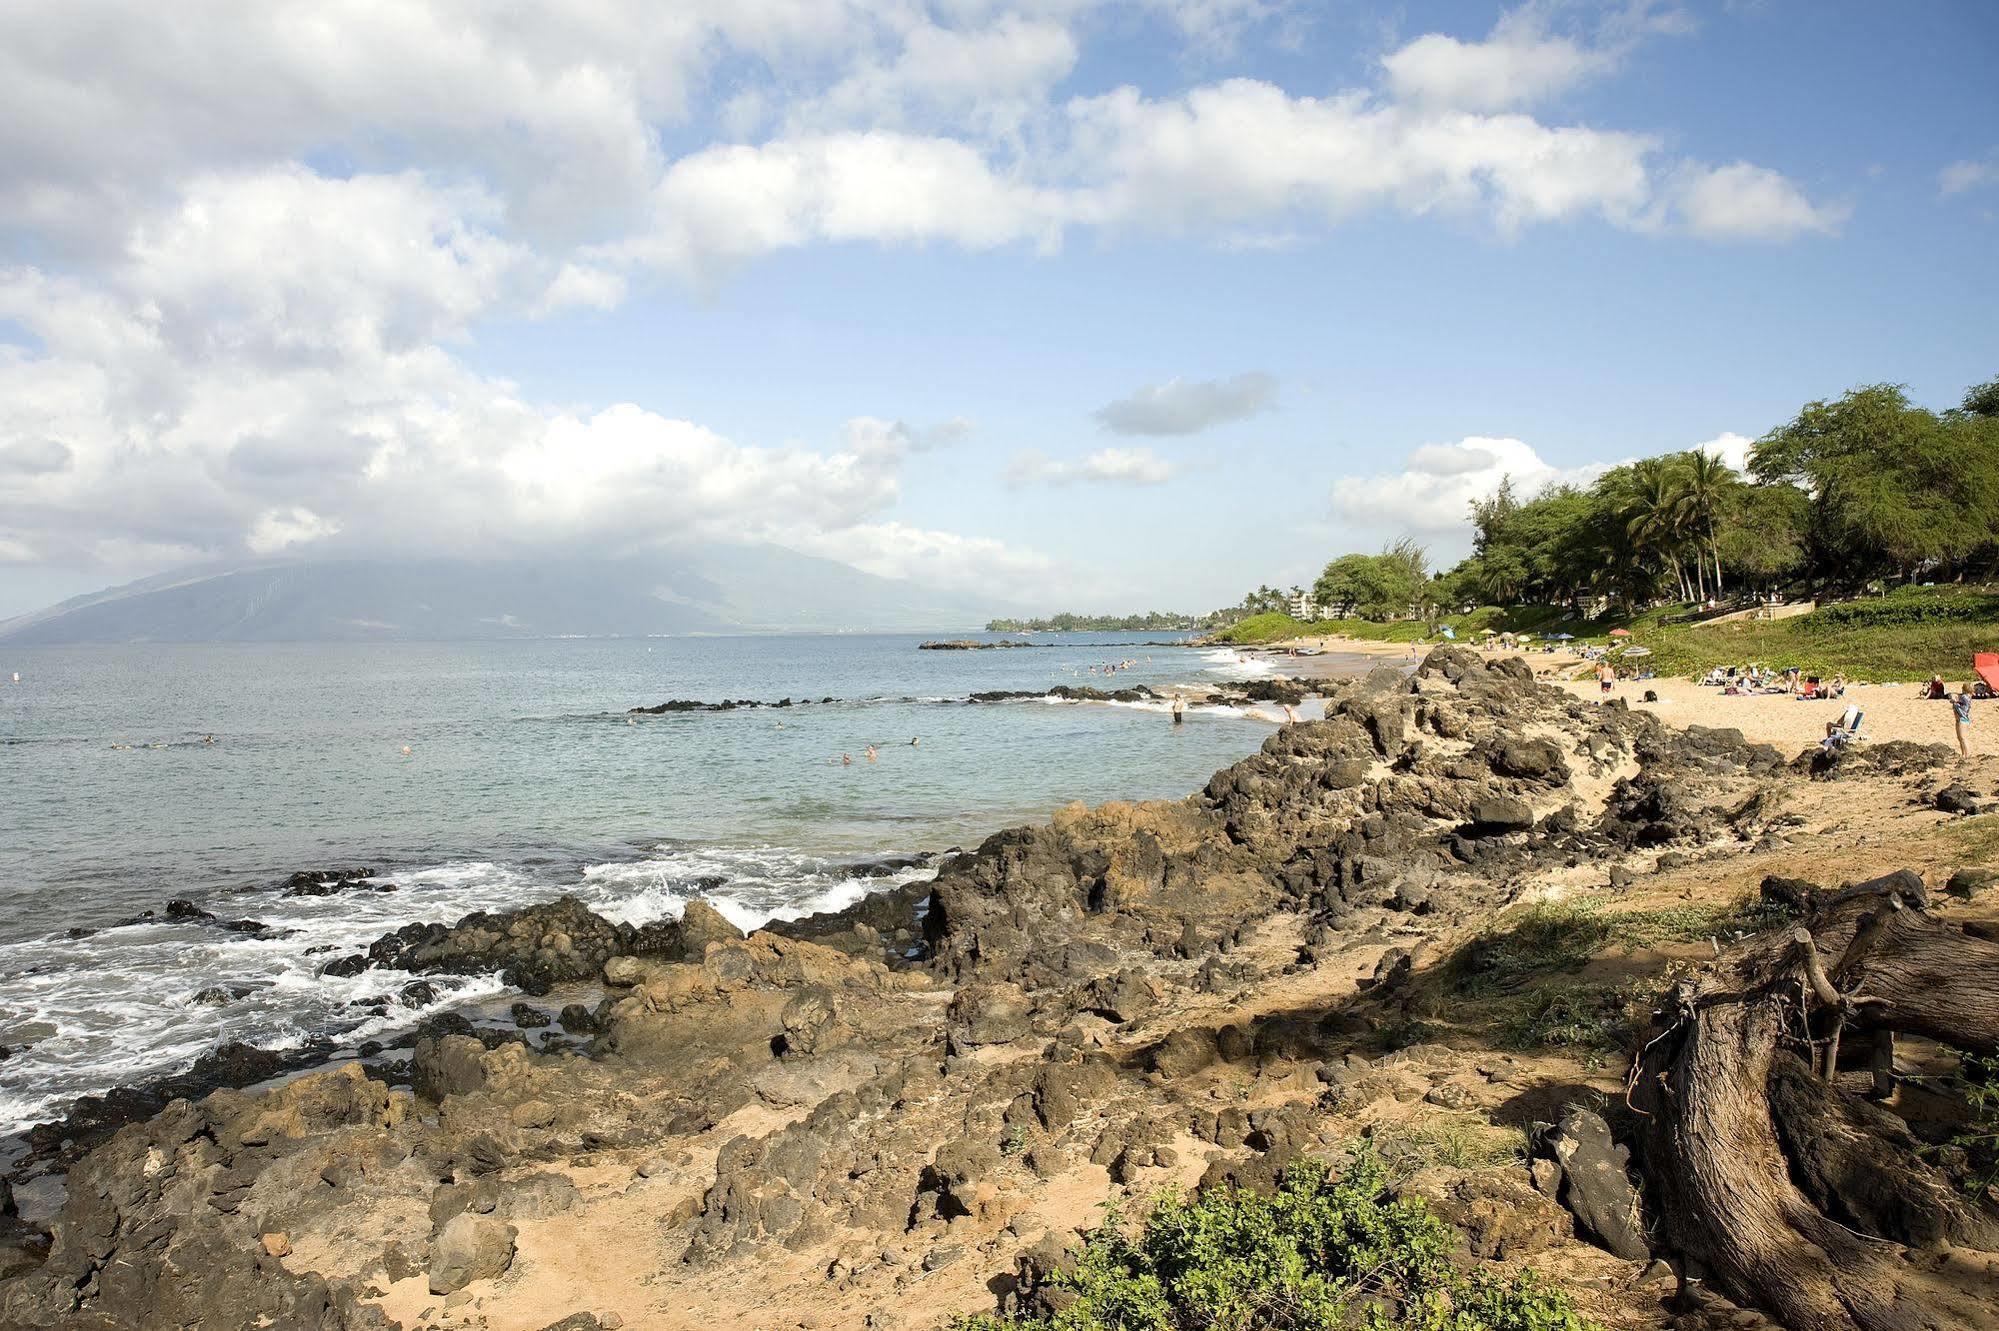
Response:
[3,646,1993,1330]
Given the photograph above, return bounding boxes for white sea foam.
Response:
[0,844,935,1136]
[1200,647,1276,680]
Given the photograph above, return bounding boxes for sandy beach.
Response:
[1244,634,1983,756]
[1549,674,1982,754]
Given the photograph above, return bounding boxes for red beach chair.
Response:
[1976,652,1999,700]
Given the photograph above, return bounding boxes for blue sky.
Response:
[0,0,1994,619]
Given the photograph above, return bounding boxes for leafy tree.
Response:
[1312,554,1374,619]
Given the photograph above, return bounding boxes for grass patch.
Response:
[1939,814,1999,867]
[950,1153,1596,1331]
[1450,897,1798,999]
[1493,982,1644,1053]
[1438,896,1804,1055]
[1374,1116,1528,1174]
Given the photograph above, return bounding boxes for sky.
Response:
[1,0,1995,620]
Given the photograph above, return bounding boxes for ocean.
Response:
[0,633,1338,1135]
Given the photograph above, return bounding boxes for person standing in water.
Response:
[1170,695,1185,726]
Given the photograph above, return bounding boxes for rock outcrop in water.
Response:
[4,646,1990,1331]
[364,897,684,995]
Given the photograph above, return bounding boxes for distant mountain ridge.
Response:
[0,547,1006,643]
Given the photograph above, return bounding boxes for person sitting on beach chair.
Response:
[1821,704,1864,752]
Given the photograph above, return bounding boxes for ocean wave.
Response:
[0,842,932,1138]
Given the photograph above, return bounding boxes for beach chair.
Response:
[1977,653,1999,700]
[1821,705,1864,752]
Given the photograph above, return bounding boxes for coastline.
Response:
[2,646,1993,1330]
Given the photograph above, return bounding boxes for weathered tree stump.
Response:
[1631,870,1999,1331]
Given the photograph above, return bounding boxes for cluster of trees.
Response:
[984,611,1201,632]
[1314,375,1999,621]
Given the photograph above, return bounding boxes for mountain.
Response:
[0,547,1008,643]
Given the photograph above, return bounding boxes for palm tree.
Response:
[1625,459,1695,603]
[1680,449,1735,600]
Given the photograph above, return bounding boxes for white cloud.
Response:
[1382,18,1613,111]
[1328,436,1609,535]
[790,16,1079,136]
[1940,151,1999,196]
[1095,372,1277,435]
[1061,81,1660,236]
[0,0,1846,605]
[1006,447,1180,487]
[1665,161,1846,240]
[1693,431,1755,474]
[619,131,1068,279]
[247,506,341,554]
[789,520,1056,593]
[0,170,1046,596]
[839,415,975,460]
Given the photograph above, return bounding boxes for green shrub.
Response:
[1801,588,1999,632]
[950,1154,1596,1330]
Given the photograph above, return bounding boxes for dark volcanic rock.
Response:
[281,867,384,896]
[1536,1106,1649,1262]
[1936,784,1988,816]
[366,895,681,995]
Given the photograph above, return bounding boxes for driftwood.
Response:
[1631,870,1999,1331]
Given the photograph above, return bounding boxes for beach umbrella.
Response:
[1480,628,1498,636]
[1622,646,1653,657]
[1608,628,1632,638]
[1551,632,1576,641]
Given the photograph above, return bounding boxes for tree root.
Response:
[1632,871,1999,1331]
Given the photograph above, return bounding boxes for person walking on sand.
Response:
[1954,684,1974,758]
[1597,661,1615,698]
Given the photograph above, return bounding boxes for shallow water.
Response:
[0,633,1307,1132]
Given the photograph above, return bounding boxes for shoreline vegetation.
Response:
[1207,585,1999,682]
[3,644,1995,1331]
[1193,376,1999,683]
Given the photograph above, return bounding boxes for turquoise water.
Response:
[0,633,1312,1131]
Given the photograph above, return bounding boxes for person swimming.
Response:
[909,737,919,746]
[841,753,852,765]
[864,744,878,762]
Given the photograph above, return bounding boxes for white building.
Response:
[1289,591,1321,620]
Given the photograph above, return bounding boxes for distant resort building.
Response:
[1290,591,1321,620]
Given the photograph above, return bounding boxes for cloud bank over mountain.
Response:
[0,2,1863,615]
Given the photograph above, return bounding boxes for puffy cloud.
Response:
[1693,431,1756,474]
[789,520,1057,592]
[0,0,914,248]
[790,16,1080,136]
[0,0,1845,607]
[1382,23,1611,111]
[0,169,1045,598]
[1062,81,1659,236]
[1381,2,1691,111]
[1006,447,1180,486]
[1940,151,1999,196]
[1328,436,1610,534]
[1095,372,1276,435]
[619,131,1068,278]
[1664,161,1846,240]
